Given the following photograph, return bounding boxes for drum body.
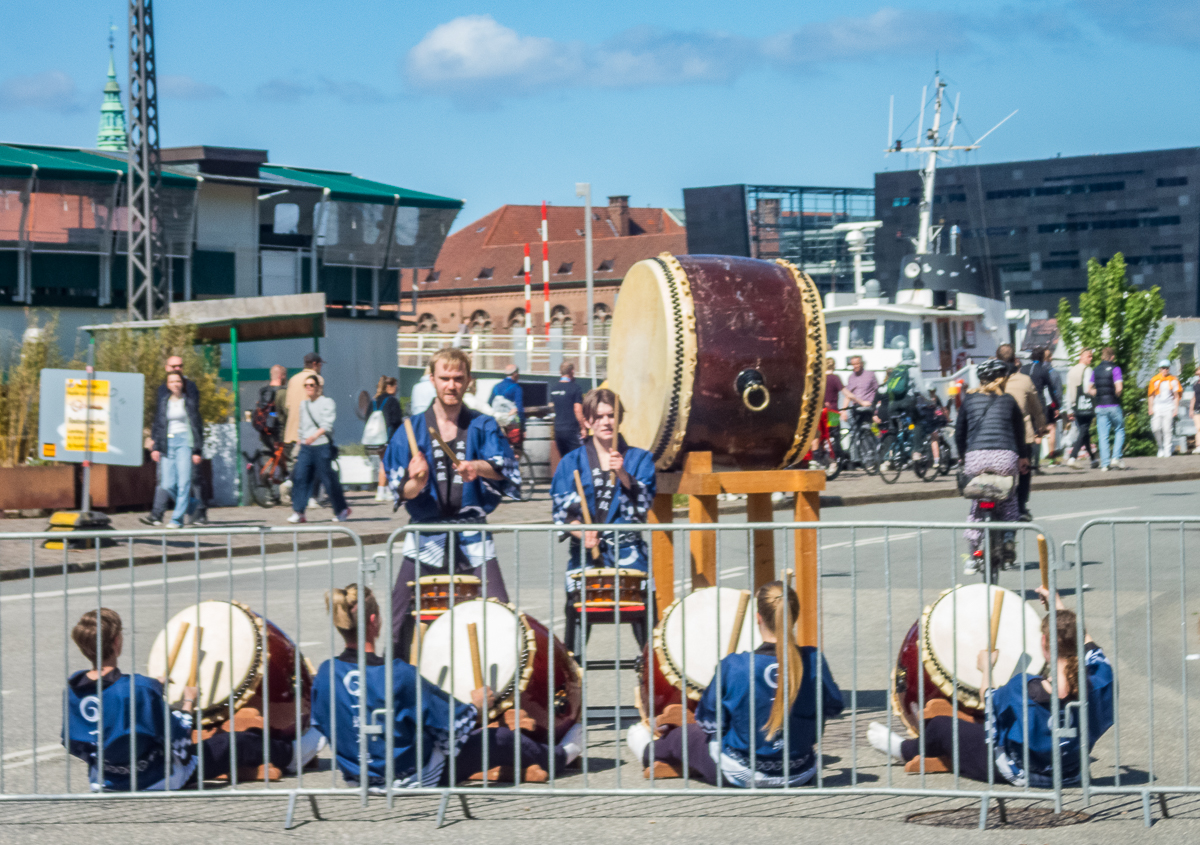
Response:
[638,587,762,720]
[608,254,826,470]
[892,584,1046,736]
[147,600,313,737]
[418,599,582,741]
[411,574,482,621]
[569,567,646,612]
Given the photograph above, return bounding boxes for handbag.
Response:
[303,401,339,460]
[361,398,389,447]
[957,395,1001,497]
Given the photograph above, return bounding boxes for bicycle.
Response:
[845,407,881,475]
[916,425,955,482]
[807,409,849,480]
[877,412,919,484]
[505,425,536,502]
[244,439,289,507]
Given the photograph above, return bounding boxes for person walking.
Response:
[410,372,436,417]
[1191,365,1200,453]
[489,364,525,429]
[997,344,1045,520]
[365,376,403,501]
[1086,347,1125,470]
[288,375,351,524]
[147,371,203,529]
[284,352,325,505]
[1065,349,1096,468]
[1029,348,1062,464]
[1148,360,1182,458]
[549,361,587,463]
[141,356,207,526]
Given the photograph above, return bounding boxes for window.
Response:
[272,203,299,235]
[825,321,840,350]
[416,313,438,332]
[1158,177,1188,187]
[848,319,875,349]
[508,308,526,328]
[555,261,574,275]
[884,320,910,350]
[962,320,976,348]
[514,265,526,277]
[892,197,913,207]
[597,259,615,272]
[425,269,440,282]
[469,309,492,333]
[477,267,494,279]
[1042,259,1080,270]
[593,303,612,338]
[1037,216,1181,234]
[922,322,934,351]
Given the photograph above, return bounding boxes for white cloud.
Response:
[159,75,226,101]
[320,78,387,105]
[764,9,971,66]
[1077,0,1200,48]
[256,79,315,102]
[0,70,80,113]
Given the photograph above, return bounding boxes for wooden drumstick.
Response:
[165,622,189,677]
[609,392,620,487]
[1037,534,1050,592]
[573,470,601,561]
[404,417,420,458]
[725,589,752,656]
[988,591,1004,654]
[467,622,485,725]
[186,626,204,689]
[428,424,459,466]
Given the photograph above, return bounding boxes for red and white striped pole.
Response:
[541,201,551,336]
[523,243,532,335]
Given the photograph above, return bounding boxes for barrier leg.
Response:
[746,493,775,589]
[649,495,675,621]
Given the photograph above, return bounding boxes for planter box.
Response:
[0,465,76,510]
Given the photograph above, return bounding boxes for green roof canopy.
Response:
[0,143,199,188]
[260,164,462,208]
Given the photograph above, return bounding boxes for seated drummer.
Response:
[869,586,1114,787]
[63,609,324,791]
[383,346,521,658]
[550,387,657,653]
[310,584,583,790]
[626,581,844,787]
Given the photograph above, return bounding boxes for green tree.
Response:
[0,311,64,466]
[1055,253,1173,456]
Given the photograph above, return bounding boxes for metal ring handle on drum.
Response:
[741,382,770,412]
[735,368,771,413]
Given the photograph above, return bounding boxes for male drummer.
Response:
[63,608,324,791]
[550,388,657,652]
[383,346,521,659]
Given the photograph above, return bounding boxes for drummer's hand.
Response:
[470,686,496,711]
[608,451,624,474]
[180,685,199,712]
[1035,584,1067,612]
[408,451,429,483]
[584,530,600,549]
[976,650,999,674]
[456,460,479,483]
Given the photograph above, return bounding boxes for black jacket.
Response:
[374,394,403,441]
[151,377,204,456]
[954,391,1026,456]
[1028,361,1061,409]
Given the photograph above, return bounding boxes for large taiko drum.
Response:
[418,599,582,742]
[892,584,1045,736]
[607,254,827,470]
[637,587,763,726]
[147,600,315,738]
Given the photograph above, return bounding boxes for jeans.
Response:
[900,716,1001,784]
[1095,405,1125,467]
[160,435,197,525]
[1152,410,1176,456]
[291,442,347,516]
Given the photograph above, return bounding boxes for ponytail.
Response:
[756,581,803,741]
[326,583,380,641]
[1041,608,1080,699]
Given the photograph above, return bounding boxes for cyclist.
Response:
[954,358,1027,574]
[842,355,879,467]
[878,348,924,465]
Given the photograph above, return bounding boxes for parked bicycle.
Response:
[504,424,536,502]
[244,440,289,507]
[877,411,920,484]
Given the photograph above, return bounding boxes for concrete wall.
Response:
[196,183,259,298]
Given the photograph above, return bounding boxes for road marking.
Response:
[1,556,361,604]
[3,743,62,762]
[1036,507,1139,522]
[4,749,65,771]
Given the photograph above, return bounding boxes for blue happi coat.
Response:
[63,670,195,791]
[989,642,1114,787]
[382,407,520,567]
[310,652,476,787]
[695,645,844,788]
[550,440,656,573]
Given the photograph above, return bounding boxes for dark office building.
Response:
[874,148,1200,316]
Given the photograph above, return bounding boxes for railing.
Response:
[397,332,608,377]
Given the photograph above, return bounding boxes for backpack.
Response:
[252,385,281,438]
[361,397,389,447]
[884,366,911,401]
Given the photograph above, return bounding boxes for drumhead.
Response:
[416,575,481,585]
[657,587,763,699]
[147,601,262,712]
[607,254,696,468]
[418,599,531,706]
[923,584,1045,706]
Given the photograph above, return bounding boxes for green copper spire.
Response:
[97,25,128,151]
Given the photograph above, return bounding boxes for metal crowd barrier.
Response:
[0,518,1187,829]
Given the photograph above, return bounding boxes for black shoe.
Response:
[139,515,163,527]
[191,514,209,526]
[1018,510,1033,522]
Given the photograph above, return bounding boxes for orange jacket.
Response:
[1147,372,1182,400]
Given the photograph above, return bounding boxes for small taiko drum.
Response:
[636,587,762,728]
[568,567,646,613]
[418,599,582,742]
[147,600,314,738]
[892,584,1045,736]
[607,254,827,470]
[410,574,482,621]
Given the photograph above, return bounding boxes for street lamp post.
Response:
[575,182,595,387]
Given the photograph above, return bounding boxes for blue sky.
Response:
[3,2,1198,228]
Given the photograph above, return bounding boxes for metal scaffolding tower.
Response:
[126,0,165,320]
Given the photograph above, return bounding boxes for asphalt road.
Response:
[1,478,1198,842]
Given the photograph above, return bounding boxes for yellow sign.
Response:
[42,443,56,458]
[64,379,110,453]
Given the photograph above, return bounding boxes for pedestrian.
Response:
[284,352,324,505]
[365,376,403,501]
[1086,346,1125,470]
[548,361,587,464]
[410,371,436,417]
[1147,360,1182,458]
[1029,347,1062,463]
[141,355,208,526]
[288,374,351,524]
[146,370,203,528]
[489,364,525,429]
[997,344,1045,520]
[1191,366,1200,453]
[1064,349,1097,468]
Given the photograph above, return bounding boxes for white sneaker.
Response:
[1115,459,1126,469]
[868,721,905,760]
[1066,456,1076,467]
[374,486,387,501]
[287,727,326,774]
[1100,466,1109,472]
[963,554,981,575]
[558,722,585,766]
[308,498,320,509]
[625,721,652,765]
[287,512,306,524]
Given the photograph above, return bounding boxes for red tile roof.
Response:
[424,203,687,292]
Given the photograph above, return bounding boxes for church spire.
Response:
[97,23,128,151]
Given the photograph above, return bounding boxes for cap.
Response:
[304,352,324,366]
[901,348,916,362]
[1159,359,1171,368]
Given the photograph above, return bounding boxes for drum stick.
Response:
[572,470,601,561]
[428,424,459,466]
[988,592,1004,654]
[1037,534,1050,592]
[166,622,190,677]
[467,622,485,689]
[726,590,753,656]
[404,417,420,457]
[609,392,620,487]
[186,626,204,689]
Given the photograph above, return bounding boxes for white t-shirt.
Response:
[166,396,189,437]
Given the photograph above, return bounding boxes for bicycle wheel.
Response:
[247,453,280,507]
[822,443,843,480]
[877,433,902,484]
[518,450,536,501]
[854,428,880,475]
[913,434,932,480]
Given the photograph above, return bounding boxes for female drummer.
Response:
[869,587,1114,787]
[626,581,844,787]
[550,388,657,652]
[310,584,583,790]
